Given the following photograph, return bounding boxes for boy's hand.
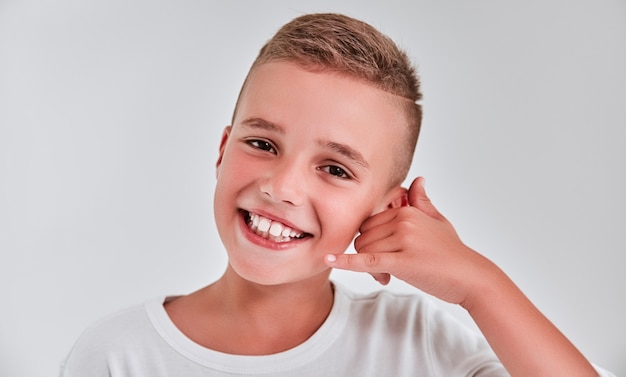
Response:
[325,176,494,306]
[326,177,600,375]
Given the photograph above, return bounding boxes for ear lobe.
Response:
[216,126,232,175]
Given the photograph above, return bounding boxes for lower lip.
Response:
[238,211,307,251]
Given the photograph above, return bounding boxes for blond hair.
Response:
[232,13,422,186]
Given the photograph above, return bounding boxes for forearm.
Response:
[331,177,602,376]
[462,256,597,377]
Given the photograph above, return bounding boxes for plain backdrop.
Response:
[1,0,624,375]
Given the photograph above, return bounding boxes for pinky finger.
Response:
[371,272,391,285]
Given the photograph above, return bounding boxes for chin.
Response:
[228,258,330,287]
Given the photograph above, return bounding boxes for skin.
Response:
[166,61,598,376]
[165,61,405,354]
[327,178,598,376]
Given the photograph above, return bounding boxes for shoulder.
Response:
[333,284,505,374]
[336,284,438,325]
[333,283,456,344]
[337,284,483,341]
[76,299,157,345]
[60,297,166,376]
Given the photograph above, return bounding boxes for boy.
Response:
[61,13,613,376]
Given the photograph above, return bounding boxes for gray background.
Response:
[1,0,624,375]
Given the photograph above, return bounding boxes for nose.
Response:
[259,159,305,206]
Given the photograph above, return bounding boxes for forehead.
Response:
[234,62,406,159]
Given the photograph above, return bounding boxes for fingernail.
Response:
[325,254,337,263]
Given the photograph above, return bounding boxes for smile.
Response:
[244,211,309,243]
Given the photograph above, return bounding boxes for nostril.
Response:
[258,174,304,206]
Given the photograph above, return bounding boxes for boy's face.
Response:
[214,61,407,286]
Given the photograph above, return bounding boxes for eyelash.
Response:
[246,139,276,154]
[245,138,353,180]
[318,165,351,179]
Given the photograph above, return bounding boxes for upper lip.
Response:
[243,208,312,236]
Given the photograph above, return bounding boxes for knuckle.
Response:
[363,253,379,268]
[396,218,415,233]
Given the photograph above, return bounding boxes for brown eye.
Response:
[247,139,276,153]
[320,165,351,179]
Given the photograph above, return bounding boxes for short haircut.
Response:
[232,13,422,186]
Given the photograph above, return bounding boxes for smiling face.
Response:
[214,61,407,286]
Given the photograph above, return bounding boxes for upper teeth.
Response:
[247,212,305,242]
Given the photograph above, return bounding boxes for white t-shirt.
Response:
[59,284,612,376]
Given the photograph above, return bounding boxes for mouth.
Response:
[243,211,311,243]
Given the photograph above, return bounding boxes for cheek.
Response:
[216,153,260,194]
[326,188,379,220]
[320,196,375,244]
[214,155,254,214]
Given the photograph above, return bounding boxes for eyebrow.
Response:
[240,117,285,134]
[239,117,369,169]
[317,140,370,169]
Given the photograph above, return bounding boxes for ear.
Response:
[374,185,408,214]
[216,126,232,176]
[388,187,409,209]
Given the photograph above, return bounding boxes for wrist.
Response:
[458,252,512,313]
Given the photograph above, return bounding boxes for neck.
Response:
[168,265,335,355]
[214,265,334,313]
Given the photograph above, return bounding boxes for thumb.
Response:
[408,177,443,220]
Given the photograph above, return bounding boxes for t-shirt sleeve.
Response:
[594,364,617,377]
[58,305,148,377]
[421,298,509,377]
[420,297,616,377]
[59,325,113,377]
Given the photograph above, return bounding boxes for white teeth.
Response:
[257,218,270,232]
[246,212,305,242]
[269,222,282,237]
